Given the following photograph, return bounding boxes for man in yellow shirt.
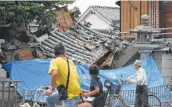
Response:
[45,43,82,107]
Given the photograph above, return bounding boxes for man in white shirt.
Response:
[127,60,150,107]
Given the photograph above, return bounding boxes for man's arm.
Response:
[127,73,137,83]
[83,87,99,97]
[45,69,58,96]
[128,72,142,83]
[127,74,135,80]
[83,79,100,97]
[88,87,99,96]
[48,59,59,88]
[46,60,58,96]
[51,69,58,88]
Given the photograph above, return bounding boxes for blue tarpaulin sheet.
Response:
[3,57,164,93]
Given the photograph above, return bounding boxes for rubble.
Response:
[0,69,6,78]
[0,22,129,67]
[0,39,5,53]
[0,6,129,68]
[38,22,128,66]
[40,28,107,65]
[0,64,7,78]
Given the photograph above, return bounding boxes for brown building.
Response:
[117,1,172,38]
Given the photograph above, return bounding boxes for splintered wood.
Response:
[15,48,33,60]
[56,11,73,31]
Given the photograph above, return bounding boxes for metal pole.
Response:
[152,32,172,36]
[8,81,10,107]
[157,27,172,31]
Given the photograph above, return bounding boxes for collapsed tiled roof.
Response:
[91,6,120,23]
[39,23,120,65]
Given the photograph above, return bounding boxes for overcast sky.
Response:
[68,0,119,14]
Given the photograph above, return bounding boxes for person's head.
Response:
[133,60,142,70]
[89,65,99,76]
[54,42,66,57]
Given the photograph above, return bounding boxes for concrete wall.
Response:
[153,51,172,84]
[81,12,113,30]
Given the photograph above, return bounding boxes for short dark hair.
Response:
[54,42,65,56]
[89,65,99,76]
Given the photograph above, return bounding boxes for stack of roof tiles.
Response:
[40,23,120,65]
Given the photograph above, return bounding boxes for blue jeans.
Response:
[46,91,80,107]
[46,91,60,107]
[63,97,80,107]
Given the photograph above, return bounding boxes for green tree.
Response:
[0,1,74,28]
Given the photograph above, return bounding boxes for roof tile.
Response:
[91,6,120,23]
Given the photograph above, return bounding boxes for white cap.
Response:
[134,60,142,66]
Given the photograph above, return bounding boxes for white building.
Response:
[78,6,120,30]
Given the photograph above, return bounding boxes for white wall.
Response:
[81,13,113,30]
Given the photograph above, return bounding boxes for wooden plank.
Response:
[65,16,73,27]
[121,1,149,38]
[137,1,141,26]
[141,1,144,16]
[98,52,114,69]
[130,1,135,37]
[131,1,134,30]
[132,1,139,37]
[55,11,73,31]
[122,1,127,32]
[135,1,139,27]
[141,1,148,15]
[121,1,123,33]
[164,2,172,37]
[121,1,124,34]
[127,1,130,33]
[121,1,130,38]
[155,1,159,28]
[126,1,131,37]
[164,2,172,12]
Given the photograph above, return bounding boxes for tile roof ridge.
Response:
[90,5,119,9]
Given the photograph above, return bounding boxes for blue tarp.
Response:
[3,57,164,94]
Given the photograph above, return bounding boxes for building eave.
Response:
[133,44,161,49]
[153,47,170,52]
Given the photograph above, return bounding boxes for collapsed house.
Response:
[0,24,128,68]
[0,5,130,105]
[0,5,129,69]
[39,22,128,66]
